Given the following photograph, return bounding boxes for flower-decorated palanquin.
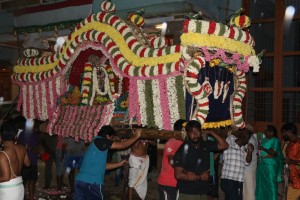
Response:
[11,1,262,141]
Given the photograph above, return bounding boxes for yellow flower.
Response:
[227,67,235,73]
[181,33,255,56]
[202,119,232,129]
[209,59,221,67]
[230,15,251,29]
[84,66,93,71]
[82,80,91,85]
[82,93,88,97]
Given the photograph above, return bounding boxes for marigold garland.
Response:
[181,33,255,56]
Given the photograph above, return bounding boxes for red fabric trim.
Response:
[14,0,92,17]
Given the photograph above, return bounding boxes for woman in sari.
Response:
[255,125,284,200]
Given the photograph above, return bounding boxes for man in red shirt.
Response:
[157,119,187,200]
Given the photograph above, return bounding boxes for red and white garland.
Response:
[183,20,255,46]
[149,36,168,48]
[230,70,246,128]
[184,56,209,124]
[12,12,183,82]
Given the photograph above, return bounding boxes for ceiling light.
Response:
[155,24,163,29]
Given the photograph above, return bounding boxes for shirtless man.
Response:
[128,139,156,200]
[0,120,31,200]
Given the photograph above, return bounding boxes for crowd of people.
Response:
[0,116,299,200]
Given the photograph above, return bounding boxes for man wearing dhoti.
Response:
[128,139,155,200]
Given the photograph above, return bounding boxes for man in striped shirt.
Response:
[220,128,254,200]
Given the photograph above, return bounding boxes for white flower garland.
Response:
[22,86,27,118]
[222,81,230,103]
[213,80,224,99]
[41,82,48,120]
[137,79,147,125]
[35,84,41,119]
[247,56,260,72]
[28,85,34,119]
[56,77,61,95]
[166,77,181,126]
[48,80,54,112]
[90,67,98,106]
[151,79,163,129]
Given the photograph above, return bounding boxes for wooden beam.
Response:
[115,128,182,140]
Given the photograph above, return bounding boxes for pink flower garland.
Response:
[48,104,114,142]
[17,85,23,112]
[25,85,31,119]
[158,79,172,130]
[129,78,141,125]
[33,85,38,119]
[201,47,251,72]
[16,70,68,120]
[37,83,42,119]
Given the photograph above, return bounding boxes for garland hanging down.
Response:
[128,75,186,130]
[81,62,93,105]
[48,103,115,142]
[231,70,247,128]
[184,56,209,125]
[17,76,68,120]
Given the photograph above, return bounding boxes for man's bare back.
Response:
[0,141,30,182]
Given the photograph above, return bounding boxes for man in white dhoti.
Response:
[0,119,31,200]
[0,175,24,199]
[128,139,154,200]
[243,123,258,200]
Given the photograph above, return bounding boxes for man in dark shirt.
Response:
[173,120,228,199]
[17,119,40,200]
[39,121,58,190]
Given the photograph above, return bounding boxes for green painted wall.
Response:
[92,0,242,20]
